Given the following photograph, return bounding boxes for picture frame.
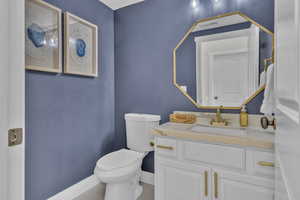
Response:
[25,0,62,73]
[64,12,98,77]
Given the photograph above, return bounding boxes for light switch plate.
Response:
[8,128,23,147]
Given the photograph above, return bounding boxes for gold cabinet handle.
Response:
[149,141,155,147]
[257,161,275,167]
[214,172,218,199]
[204,171,208,197]
[154,129,167,136]
[156,145,174,150]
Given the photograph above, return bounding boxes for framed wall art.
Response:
[25,0,62,73]
[64,12,98,77]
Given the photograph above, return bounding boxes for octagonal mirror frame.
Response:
[173,11,275,110]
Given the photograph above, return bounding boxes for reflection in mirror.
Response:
[175,12,274,108]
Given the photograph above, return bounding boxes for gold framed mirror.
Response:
[173,11,274,110]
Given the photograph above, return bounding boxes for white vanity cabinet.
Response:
[154,137,275,200]
[156,158,210,200]
[213,170,274,200]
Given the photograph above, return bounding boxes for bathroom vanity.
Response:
[153,122,275,200]
[152,11,276,200]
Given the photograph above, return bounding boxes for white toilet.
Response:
[94,113,160,200]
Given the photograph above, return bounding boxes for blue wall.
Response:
[25,0,115,199]
[114,0,274,173]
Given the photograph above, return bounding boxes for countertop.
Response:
[152,122,274,150]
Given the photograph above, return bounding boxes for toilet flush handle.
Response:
[149,141,155,147]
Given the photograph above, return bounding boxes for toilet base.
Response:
[95,150,148,200]
[104,181,143,200]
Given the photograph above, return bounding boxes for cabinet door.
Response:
[155,157,210,200]
[212,170,274,200]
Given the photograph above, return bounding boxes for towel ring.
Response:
[264,57,274,72]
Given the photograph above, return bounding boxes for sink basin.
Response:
[189,125,246,136]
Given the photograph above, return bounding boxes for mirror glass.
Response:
[175,12,274,108]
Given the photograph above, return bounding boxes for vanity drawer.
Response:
[183,141,245,170]
[246,150,275,178]
[155,137,177,158]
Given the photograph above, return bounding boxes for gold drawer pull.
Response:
[154,129,167,136]
[204,171,208,197]
[214,172,218,199]
[257,161,275,167]
[149,141,155,147]
[156,145,174,150]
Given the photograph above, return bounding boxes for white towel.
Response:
[260,64,275,115]
[259,71,266,87]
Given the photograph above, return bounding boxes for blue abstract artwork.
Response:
[27,23,46,48]
[75,39,86,57]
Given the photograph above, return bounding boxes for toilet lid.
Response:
[97,149,143,171]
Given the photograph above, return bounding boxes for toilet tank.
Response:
[125,113,161,152]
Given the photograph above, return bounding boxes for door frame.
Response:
[0,0,25,200]
[275,0,300,199]
[194,25,259,105]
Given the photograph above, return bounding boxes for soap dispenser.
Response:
[240,105,248,127]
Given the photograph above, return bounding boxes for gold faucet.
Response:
[210,106,228,127]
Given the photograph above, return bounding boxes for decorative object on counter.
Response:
[240,105,249,127]
[173,111,274,131]
[169,113,196,124]
[210,107,228,127]
[25,0,62,73]
[173,11,275,110]
[64,12,98,77]
[261,116,276,130]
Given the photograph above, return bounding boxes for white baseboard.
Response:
[48,175,102,200]
[48,171,154,200]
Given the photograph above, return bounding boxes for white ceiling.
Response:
[193,15,247,32]
[99,0,144,10]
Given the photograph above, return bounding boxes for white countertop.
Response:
[152,122,274,150]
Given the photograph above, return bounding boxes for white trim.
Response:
[0,0,9,199]
[192,14,247,32]
[48,175,102,200]
[6,0,25,200]
[276,148,296,200]
[208,48,249,56]
[48,171,154,200]
[276,102,300,124]
[250,25,260,94]
[194,28,252,43]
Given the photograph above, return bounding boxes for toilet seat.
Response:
[95,149,144,183]
[97,149,144,171]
